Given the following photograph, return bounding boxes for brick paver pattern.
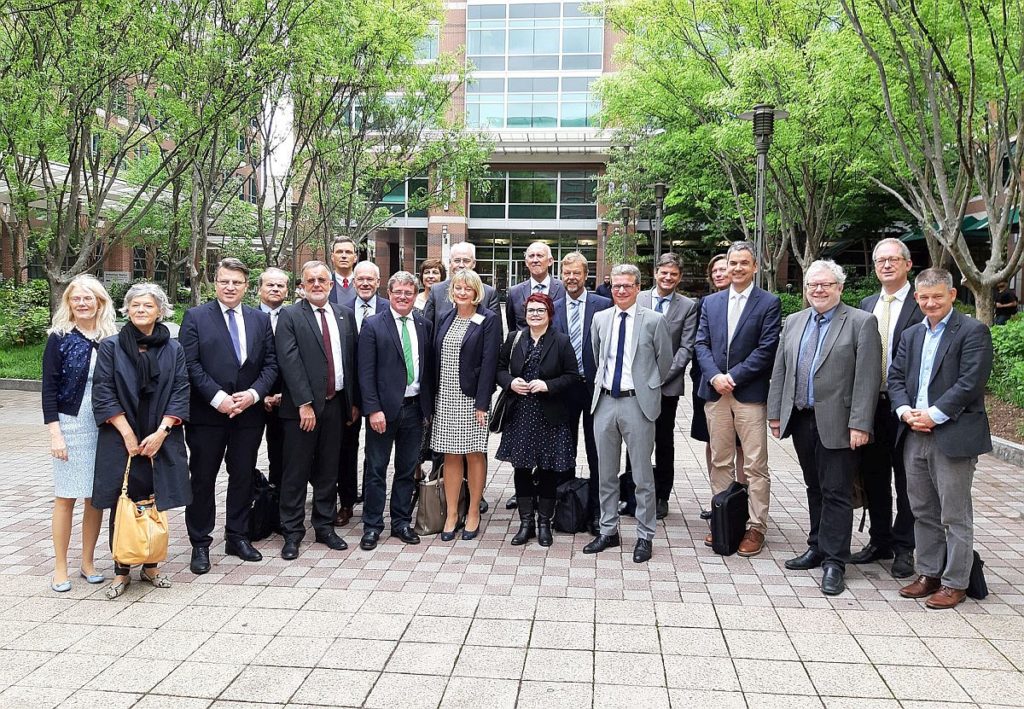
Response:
[1,388,1022,707]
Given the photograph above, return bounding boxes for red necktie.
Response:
[342,278,349,289]
[318,308,336,399]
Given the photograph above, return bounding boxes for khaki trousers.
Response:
[705,394,770,532]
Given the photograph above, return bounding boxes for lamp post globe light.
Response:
[739,103,787,288]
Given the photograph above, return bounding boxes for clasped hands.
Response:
[509,377,549,395]
[217,391,257,418]
[901,408,937,433]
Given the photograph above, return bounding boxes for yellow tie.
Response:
[879,294,895,387]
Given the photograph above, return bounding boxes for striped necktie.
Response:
[569,300,583,374]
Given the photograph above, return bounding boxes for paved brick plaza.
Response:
[1,387,1022,707]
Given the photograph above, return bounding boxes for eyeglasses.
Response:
[611,284,637,291]
[390,290,415,298]
[874,256,906,267]
[805,282,838,291]
[217,279,246,288]
[450,257,473,266]
[525,308,548,315]
[304,277,330,285]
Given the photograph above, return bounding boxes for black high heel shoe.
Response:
[440,522,458,542]
[461,526,480,541]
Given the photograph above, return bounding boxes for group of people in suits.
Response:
[41,234,993,609]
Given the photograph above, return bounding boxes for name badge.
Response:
[470,313,485,325]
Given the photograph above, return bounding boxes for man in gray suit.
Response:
[768,260,881,596]
[423,241,500,323]
[889,267,993,610]
[583,264,672,563]
[621,253,698,520]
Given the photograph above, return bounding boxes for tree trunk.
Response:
[13,221,29,286]
[968,283,995,327]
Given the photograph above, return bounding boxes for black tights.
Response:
[513,467,561,499]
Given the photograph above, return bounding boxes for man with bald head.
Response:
[505,241,566,331]
[423,241,500,322]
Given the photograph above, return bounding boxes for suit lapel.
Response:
[732,287,762,338]
[301,301,327,356]
[385,311,404,359]
[241,305,259,359]
[582,296,597,348]
[928,311,960,387]
[208,302,237,360]
[814,305,847,372]
[894,293,920,341]
[908,325,925,398]
[629,308,643,360]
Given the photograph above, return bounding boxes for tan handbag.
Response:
[111,457,169,566]
[413,463,468,536]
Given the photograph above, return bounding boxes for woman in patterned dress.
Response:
[41,275,118,592]
[430,269,502,541]
[495,293,582,547]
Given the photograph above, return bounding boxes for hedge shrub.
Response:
[990,316,1024,409]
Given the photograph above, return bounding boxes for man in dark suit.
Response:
[505,241,566,331]
[889,267,993,610]
[180,258,279,574]
[275,260,359,559]
[595,275,612,299]
[695,241,782,557]
[423,241,500,323]
[328,236,358,307]
[621,253,698,521]
[258,267,289,488]
[768,260,882,596]
[852,237,922,578]
[552,251,611,535]
[357,271,434,550]
[334,261,390,526]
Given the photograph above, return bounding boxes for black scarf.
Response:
[118,321,170,397]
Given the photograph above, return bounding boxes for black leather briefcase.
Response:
[710,481,749,556]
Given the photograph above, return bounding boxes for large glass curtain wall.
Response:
[469,170,597,220]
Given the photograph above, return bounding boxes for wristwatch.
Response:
[161,424,173,434]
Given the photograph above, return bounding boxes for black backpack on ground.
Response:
[710,481,749,556]
[553,478,590,533]
[249,469,280,542]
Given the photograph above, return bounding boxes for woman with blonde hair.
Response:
[41,274,118,592]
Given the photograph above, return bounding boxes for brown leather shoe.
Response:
[737,529,765,557]
[899,575,941,598]
[332,506,352,527]
[704,532,713,547]
[925,586,967,610]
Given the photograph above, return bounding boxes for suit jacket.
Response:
[505,277,566,331]
[351,295,391,332]
[888,309,993,458]
[496,328,583,423]
[357,308,434,422]
[589,306,673,421]
[432,304,503,412]
[638,289,698,397]
[329,272,356,307]
[552,290,612,384]
[178,301,278,428]
[767,302,882,449]
[275,300,359,419]
[860,290,923,364]
[423,279,501,323]
[695,285,782,403]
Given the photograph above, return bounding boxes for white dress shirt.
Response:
[872,281,911,372]
[391,308,421,397]
[260,303,283,334]
[355,297,378,330]
[309,300,345,393]
[603,303,638,392]
[210,301,259,410]
[727,281,755,343]
[530,275,552,293]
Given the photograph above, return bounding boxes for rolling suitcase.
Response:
[710,481,749,556]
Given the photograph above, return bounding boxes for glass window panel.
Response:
[470,204,505,218]
[468,56,506,71]
[510,3,560,18]
[563,2,588,17]
[510,204,557,219]
[508,29,532,54]
[468,29,505,55]
[561,54,601,70]
[536,28,559,53]
[468,4,506,19]
[559,204,596,219]
[506,102,532,127]
[533,104,558,127]
[560,102,588,127]
[562,27,590,53]
[508,55,559,70]
[468,78,505,93]
[562,77,595,92]
[560,178,594,203]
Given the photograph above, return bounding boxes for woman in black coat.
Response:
[495,292,583,546]
[92,283,190,599]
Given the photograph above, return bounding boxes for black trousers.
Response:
[569,384,601,516]
[621,394,680,503]
[265,405,285,488]
[280,395,343,541]
[514,467,559,499]
[362,398,422,533]
[790,408,857,571]
[859,394,915,553]
[184,421,262,547]
[338,414,361,507]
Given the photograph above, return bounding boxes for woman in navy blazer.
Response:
[430,269,502,540]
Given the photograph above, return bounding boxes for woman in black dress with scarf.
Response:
[496,293,583,546]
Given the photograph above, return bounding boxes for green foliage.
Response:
[990,318,1024,409]
[0,342,45,380]
[777,291,804,318]
[0,280,51,347]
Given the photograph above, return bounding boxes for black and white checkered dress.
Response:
[431,316,489,454]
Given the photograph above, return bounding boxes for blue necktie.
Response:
[226,308,242,364]
[657,296,669,313]
[569,300,583,374]
[611,311,627,397]
[795,313,825,409]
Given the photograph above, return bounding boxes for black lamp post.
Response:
[652,181,667,260]
[739,103,787,288]
[290,200,300,272]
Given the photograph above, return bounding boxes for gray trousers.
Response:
[594,393,656,541]
[903,431,976,589]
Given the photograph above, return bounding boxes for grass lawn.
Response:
[0,343,44,380]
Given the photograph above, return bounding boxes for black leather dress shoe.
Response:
[393,526,420,545]
[505,495,518,510]
[633,538,653,563]
[891,551,915,578]
[655,499,669,520]
[479,498,489,514]
[848,543,894,564]
[583,533,620,554]
[281,538,300,560]
[618,500,636,517]
[821,565,846,595]
[225,538,263,562]
[360,530,380,551]
[190,546,211,575]
[316,530,349,551]
[784,548,825,571]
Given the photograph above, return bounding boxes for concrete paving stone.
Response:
[515,680,592,709]
[275,610,350,638]
[876,664,973,702]
[151,660,244,699]
[902,610,984,639]
[453,645,526,680]
[964,613,1024,640]
[734,658,816,696]
[124,628,211,661]
[594,650,665,686]
[217,606,296,635]
[659,626,729,656]
[134,697,211,709]
[56,690,141,708]
[820,700,900,709]
[320,637,396,671]
[744,694,824,708]
[4,622,94,653]
[289,668,379,706]
[653,601,719,628]
[384,641,460,676]
[219,664,309,703]
[950,667,1024,705]
[837,609,914,636]
[363,672,446,709]
[528,620,592,651]
[474,595,537,620]
[162,604,239,632]
[788,632,869,663]
[65,624,150,656]
[595,622,660,653]
[189,632,273,665]
[359,590,426,615]
[723,629,798,661]
[990,639,1024,670]
[403,614,473,645]
[804,661,892,699]
[522,647,593,683]
[716,606,783,631]
[339,612,411,640]
[925,637,1016,670]
[190,584,263,607]
[85,656,179,693]
[253,635,332,667]
[594,682,670,708]
[662,655,740,691]
[855,633,938,665]
[50,599,125,625]
[594,598,657,625]
[667,688,746,708]
[415,592,480,618]
[775,607,848,633]
[534,596,594,623]
[0,685,72,708]
[19,651,117,689]
[249,586,314,609]
[441,676,519,709]
[3,597,76,623]
[897,703,981,709]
